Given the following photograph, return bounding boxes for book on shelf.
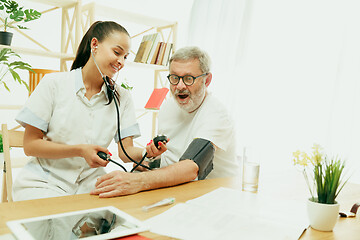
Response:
[134,34,173,66]
[144,87,169,110]
[134,40,147,63]
[155,42,166,65]
[150,42,162,64]
[140,40,153,63]
[146,33,160,64]
[157,43,167,65]
[150,42,173,66]
[134,33,160,63]
[152,42,165,65]
[161,43,173,66]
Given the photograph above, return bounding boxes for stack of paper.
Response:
[145,187,308,240]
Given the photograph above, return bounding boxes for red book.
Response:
[114,234,152,240]
[155,42,165,65]
[144,88,169,110]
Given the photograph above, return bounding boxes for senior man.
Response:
[91,46,239,197]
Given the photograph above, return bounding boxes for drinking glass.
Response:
[242,147,260,192]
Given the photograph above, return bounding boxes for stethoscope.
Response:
[90,48,151,172]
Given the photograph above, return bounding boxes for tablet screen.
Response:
[7,206,148,240]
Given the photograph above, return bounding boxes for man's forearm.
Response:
[138,159,199,191]
[91,159,200,198]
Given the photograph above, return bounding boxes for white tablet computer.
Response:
[7,206,149,240]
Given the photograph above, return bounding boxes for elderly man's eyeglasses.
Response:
[167,73,208,86]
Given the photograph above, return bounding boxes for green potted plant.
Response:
[293,144,348,231]
[0,133,3,153]
[0,47,33,91]
[0,133,3,164]
[0,0,41,45]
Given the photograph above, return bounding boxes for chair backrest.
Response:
[1,124,25,202]
[29,68,59,96]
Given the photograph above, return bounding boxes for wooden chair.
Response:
[1,124,25,202]
[29,68,59,96]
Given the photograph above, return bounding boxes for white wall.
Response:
[185,0,360,183]
[235,0,360,183]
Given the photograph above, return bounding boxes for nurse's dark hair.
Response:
[71,21,130,104]
[71,21,129,70]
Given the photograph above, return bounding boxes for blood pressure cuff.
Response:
[179,138,215,180]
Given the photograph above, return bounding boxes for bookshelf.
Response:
[1,0,177,141]
[4,0,177,73]
[0,44,74,59]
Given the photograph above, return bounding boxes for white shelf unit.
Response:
[26,0,79,7]
[3,0,178,70]
[0,44,74,59]
[2,0,176,86]
[1,0,177,139]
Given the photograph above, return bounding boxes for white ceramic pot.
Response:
[307,198,340,231]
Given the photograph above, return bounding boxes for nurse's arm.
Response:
[23,124,108,167]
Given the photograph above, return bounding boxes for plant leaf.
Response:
[0,47,32,92]
[16,25,28,30]
[1,80,10,92]
[24,9,41,22]
[9,9,24,22]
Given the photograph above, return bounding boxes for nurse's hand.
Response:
[90,171,143,197]
[145,138,169,159]
[81,144,109,168]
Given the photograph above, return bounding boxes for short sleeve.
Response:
[16,75,56,132]
[113,87,141,142]
[194,97,234,151]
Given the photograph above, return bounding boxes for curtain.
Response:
[187,0,360,182]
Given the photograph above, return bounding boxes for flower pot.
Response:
[0,31,13,46]
[307,198,340,231]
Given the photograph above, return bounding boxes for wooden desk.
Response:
[0,177,359,239]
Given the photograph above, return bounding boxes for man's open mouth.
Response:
[178,94,189,100]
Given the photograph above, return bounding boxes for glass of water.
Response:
[242,147,260,192]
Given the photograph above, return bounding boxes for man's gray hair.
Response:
[169,46,211,73]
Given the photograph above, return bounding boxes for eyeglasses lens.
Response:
[169,75,178,85]
[168,75,194,86]
[183,76,194,85]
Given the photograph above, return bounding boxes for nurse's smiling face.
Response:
[93,31,130,79]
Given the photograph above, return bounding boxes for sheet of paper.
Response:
[0,234,16,240]
[145,187,308,240]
